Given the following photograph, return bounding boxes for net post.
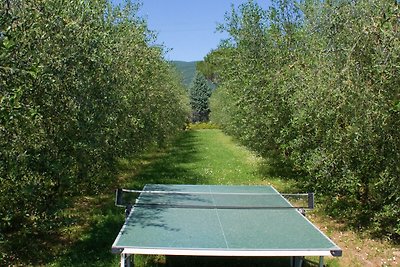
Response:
[308,193,314,209]
[116,189,123,207]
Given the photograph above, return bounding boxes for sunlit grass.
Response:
[119,129,303,191]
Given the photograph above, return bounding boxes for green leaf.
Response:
[2,37,15,50]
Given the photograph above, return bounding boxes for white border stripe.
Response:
[208,185,229,249]
[111,205,135,249]
[120,248,334,257]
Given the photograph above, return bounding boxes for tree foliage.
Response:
[209,0,400,239]
[0,0,189,262]
[189,72,212,122]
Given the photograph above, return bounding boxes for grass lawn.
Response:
[48,129,399,267]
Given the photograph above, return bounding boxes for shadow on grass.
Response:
[123,131,210,189]
[53,200,123,267]
[166,256,291,267]
[257,151,299,179]
[2,197,123,266]
[256,151,309,193]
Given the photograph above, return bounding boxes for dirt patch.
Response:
[306,211,400,267]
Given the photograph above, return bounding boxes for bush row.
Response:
[0,0,189,261]
[208,0,399,239]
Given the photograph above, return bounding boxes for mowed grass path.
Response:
[121,129,279,188]
[50,129,398,267]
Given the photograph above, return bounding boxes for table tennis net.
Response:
[115,189,314,210]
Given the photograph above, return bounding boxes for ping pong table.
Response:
[112,184,342,267]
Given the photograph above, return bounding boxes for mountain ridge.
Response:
[171,60,198,87]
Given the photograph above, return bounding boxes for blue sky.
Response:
[112,0,271,62]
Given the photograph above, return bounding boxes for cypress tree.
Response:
[189,72,212,122]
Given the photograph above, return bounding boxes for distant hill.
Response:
[171,61,198,87]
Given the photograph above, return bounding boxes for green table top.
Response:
[112,185,342,257]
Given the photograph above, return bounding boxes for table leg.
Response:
[319,256,324,267]
[293,256,303,267]
[121,253,131,267]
